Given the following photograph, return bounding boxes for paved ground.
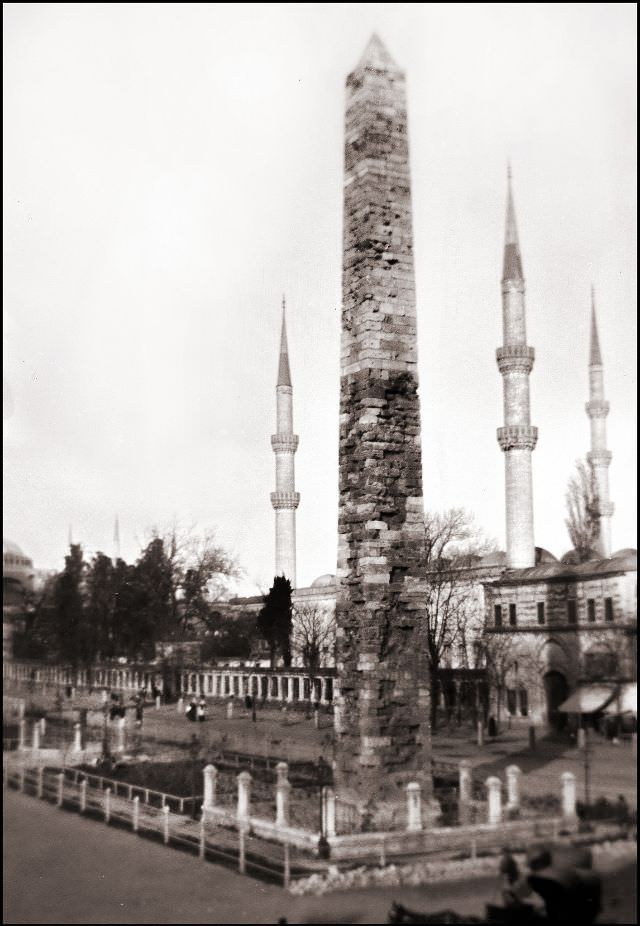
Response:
[3,790,637,924]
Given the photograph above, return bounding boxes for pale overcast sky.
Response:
[3,3,637,592]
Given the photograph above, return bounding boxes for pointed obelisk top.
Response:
[354,33,400,74]
[277,296,292,387]
[502,163,524,283]
[589,286,603,367]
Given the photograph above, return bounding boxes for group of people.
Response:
[185,697,207,723]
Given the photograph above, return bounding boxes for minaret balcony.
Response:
[585,399,609,418]
[496,345,535,374]
[271,491,300,510]
[271,434,299,453]
[587,449,612,467]
[497,425,538,451]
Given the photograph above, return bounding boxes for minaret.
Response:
[270,299,299,586]
[113,515,121,565]
[496,167,538,568]
[586,287,613,556]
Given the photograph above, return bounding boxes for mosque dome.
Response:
[535,547,558,564]
[3,539,26,558]
[310,573,336,588]
[3,538,34,598]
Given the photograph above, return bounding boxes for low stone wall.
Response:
[326,816,576,861]
[290,836,637,895]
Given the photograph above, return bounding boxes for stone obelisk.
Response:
[334,35,432,825]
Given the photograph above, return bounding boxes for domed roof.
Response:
[535,547,558,564]
[560,548,600,565]
[611,548,637,560]
[3,539,25,557]
[311,573,336,588]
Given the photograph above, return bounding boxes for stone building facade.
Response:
[482,550,637,726]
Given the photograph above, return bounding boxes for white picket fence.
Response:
[4,762,294,887]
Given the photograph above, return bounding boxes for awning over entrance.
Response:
[558,684,616,714]
[602,682,637,716]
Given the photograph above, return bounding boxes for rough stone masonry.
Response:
[333,35,433,821]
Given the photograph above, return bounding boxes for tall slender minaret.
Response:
[270,299,299,586]
[586,287,613,557]
[113,515,121,565]
[496,167,538,568]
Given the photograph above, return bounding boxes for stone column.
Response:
[32,722,40,753]
[203,765,217,809]
[287,678,294,702]
[561,771,577,821]
[18,719,26,750]
[237,771,252,825]
[334,35,432,815]
[505,765,521,811]
[275,763,291,828]
[406,782,422,832]
[73,722,83,753]
[458,760,472,825]
[486,776,502,825]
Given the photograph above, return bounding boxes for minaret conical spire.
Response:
[503,164,524,284]
[271,296,299,586]
[277,297,292,387]
[589,286,603,367]
[586,287,613,556]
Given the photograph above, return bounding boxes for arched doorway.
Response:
[544,671,569,730]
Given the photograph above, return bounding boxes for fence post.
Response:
[406,782,422,832]
[561,771,577,822]
[203,764,218,812]
[36,766,43,798]
[132,796,140,832]
[32,722,40,754]
[104,787,111,823]
[39,717,47,737]
[57,772,64,807]
[199,813,206,860]
[237,771,252,825]
[73,723,82,753]
[275,762,290,828]
[485,776,502,825]
[115,717,126,753]
[459,759,472,825]
[155,695,161,710]
[322,786,336,839]
[505,765,521,813]
[80,779,87,812]
[238,827,246,874]
[18,719,26,750]
[283,841,290,889]
[162,804,170,844]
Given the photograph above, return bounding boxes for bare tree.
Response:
[565,458,601,561]
[147,522,239,636]
[292,602,336,674]
[481,630,523,729]
[423,508,497,729]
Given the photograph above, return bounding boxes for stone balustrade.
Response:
[3,659,335,706]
